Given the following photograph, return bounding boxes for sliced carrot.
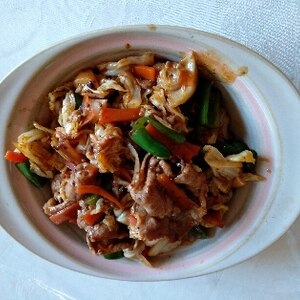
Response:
[132,65,157,81]
[172,142,201,161]
[145,124,200,161]
[99,107,141,124]
[4,150,28,163]
[145,123,173,148]
[76,185,124,209]
[49,201,80,225]
[83,211,104,226]
[157,173,195,210]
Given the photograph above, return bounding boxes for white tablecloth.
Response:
[1,1,299,299]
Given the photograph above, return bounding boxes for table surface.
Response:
[1,1,299,299]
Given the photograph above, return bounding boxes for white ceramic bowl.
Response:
[1,25,300,281]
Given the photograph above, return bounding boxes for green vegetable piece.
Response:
[133,117,185,144]
[85,194,100,205]
[131,127,170,158]
[148,118,185,143]
[15,161,47,188]
[103,251,124,260]
[189,225,209,239]
[198,80,212,126]
[215,141,258,173]
[74,93,83,109]
[207,88,221,128]
[217,140,248,156]
[198,81,221,128]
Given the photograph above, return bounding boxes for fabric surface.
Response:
[0,1,299,299]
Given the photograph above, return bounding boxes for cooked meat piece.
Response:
[43,197,70,215]
[51,162,98,203]
[77,201,128,242]
[158,160,173,177]
[43,163,98,215]
[128,156,180,218]
[86,217,127,241]
[87,237,132,256]
[206,179,233,208]
[174,163,207,197]
[129,204,202,243]
[83,213,130,255]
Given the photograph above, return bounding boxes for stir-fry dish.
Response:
[5,52,263,265]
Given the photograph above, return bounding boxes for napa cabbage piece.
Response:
[119,71,142,108]
[147,238,181,257]
[123,240,152,267]
[58,92,82,138]
[157,52,198,107]
[203,145,262,192]
[14,128,65,178]
[86,124,125,173]
[98,53,155,76]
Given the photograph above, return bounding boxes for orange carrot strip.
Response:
[145,124,200,161]
[76,185,124,209]
[172,142,201,161]
[157,173,195,210]
[99,107,141,124]
[49,201,80,225]
[4,150,28,163]
[132,65,157,81]
[83,211,104,226]
[145,123,174,148]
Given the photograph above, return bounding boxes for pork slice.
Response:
[43,197,70,215]
[128,156,179,218]
[86,223,123,241]
[44,162,98,215]
[51,162,98,203]
[85,214,130,255]
[174,163,206,197]
[129,204,199,243]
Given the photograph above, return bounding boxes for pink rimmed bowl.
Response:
[0,25,299,281]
